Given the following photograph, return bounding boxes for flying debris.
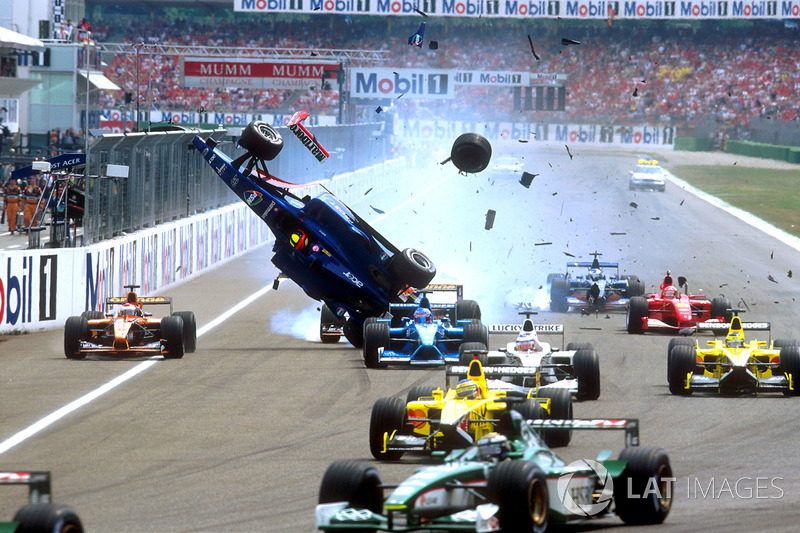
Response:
[370,205,385,214]
[563,252,575,258]
[485,209,496,230]
[364,187,373,195]
[527,35,540,60]
[629,202,638,209]
[520,171,538,188]
[413,7,428,16]
[565,145,573,159]
[408,22,425,47]
[561,37,581,46]
[768,274,778,283]
[535,242,552,246]
[429,41,438,50]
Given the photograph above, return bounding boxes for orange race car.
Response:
[63,285,196,359]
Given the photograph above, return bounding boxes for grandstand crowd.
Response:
[91,15,800,130]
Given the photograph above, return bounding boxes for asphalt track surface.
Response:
[1,146,799,532]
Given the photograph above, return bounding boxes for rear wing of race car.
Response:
[488,323,565,349]
[696,321,771,340]
[105,295,174,314]
[392,284,463,320]
[567,262,619,269]
[0,471,52,503]
[446,364,541,389]
[528,418,640,447]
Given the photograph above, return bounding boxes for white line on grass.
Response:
[0,285,274,456]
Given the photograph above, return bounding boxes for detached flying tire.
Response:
[318,460,383,516]
[238,120,284,161]
[13,503,84,533]
[388,248,436,290]
[172,311,197,353]
[64,316,89,359]
[450,133,492,174]
[161,316,185,359]
[369,397,407,460]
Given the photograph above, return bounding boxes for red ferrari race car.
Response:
[626,272,732,334]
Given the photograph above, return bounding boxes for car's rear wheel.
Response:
[343,318,364,348]
[536,388,572,448]
[574,348,601,401]
[626,296,649,334]
[369,397,407,460]
[614,446,673,525]
[487,461,549,533]
[64,316,89,360]
[549,277,569,312]
[388,248,436,290]
[80,310,104,320]
[462,319,488,347]
[364,322,390,369]
[710,296,732,322]
[13,503,84,533]
[454,299,481,321]
[319,304,344,344]
[161,316,185,359]
[318,460,383,517]
[458,342,488,366]
[172,311,197,353]
[238,120,284,161]
[450,133,492,174]
[512,399,544,423]
[625,276,646,297]
[668,346,696,395]
[566,341,593,351]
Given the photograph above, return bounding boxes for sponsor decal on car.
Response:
[244,190,263,206]
[288,110,330,162]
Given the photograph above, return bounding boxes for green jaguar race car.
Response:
[317,412,672,532]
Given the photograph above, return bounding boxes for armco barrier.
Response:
[0,157,405,334]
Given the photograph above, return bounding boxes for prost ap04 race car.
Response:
[369,358,574,461]
[193,120,436,347]
[361,285,487,368]
[549,252,644,313]
[626,272,732,334]
[318,413,673,532]
[667,312,800,396]
[0,471,83,533]
[487,312,601,401]
[63,285,196,359]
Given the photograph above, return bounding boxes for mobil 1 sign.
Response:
[350,68,455,99]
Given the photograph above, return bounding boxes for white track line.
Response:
[0,285,274,456]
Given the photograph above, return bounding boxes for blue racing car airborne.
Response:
[362,285,488,368]
[193,120,436,346]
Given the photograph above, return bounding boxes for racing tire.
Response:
[343,318,364,349]
[667,338,696,380]
[710,296,732,322]
[487,461,549,533]
[546,272,565,284]
[406,386,437,404]
[625,277,646,298]
[388,248,436,290]
[319,304,344,344]
[64,316,89,360]
[318,460,383,516]
[614,446,673,525]
[626,296,649,334]
[80,310,104,320]
[13,503,84,533]
[565,341,593,352]
[458,342,488,366]
[513,399,545,423]
[450,132,492,174]
[549,277,570,313]
[462,319,489,347]
[454,299,481,321]
[668,346,696,395]
[161,316,185,359]
[536,388,572,448]
[369,397,407,461]
[172,311,197,353]
[238,120,284,161]
[574,348,601,401]
[363,322,390,369]
[780,346,800,397]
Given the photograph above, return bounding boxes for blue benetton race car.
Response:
[362,285,488,368]
[193,121,436,346]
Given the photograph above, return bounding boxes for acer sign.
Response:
[181,58,339,89]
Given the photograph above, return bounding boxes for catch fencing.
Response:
[83,123,389,244]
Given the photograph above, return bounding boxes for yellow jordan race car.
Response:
[369,358,573,460]
[667,312,800,395]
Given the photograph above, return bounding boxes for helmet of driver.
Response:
[455,379,479,399]
[726,332,744,348]
[476,432,510,460]
[414,307,432,325]
[662,286,677,299]
[290,230,308,250]
[588,268,602,281]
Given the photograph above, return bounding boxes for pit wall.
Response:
[0,158,405,334]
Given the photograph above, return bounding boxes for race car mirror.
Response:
[678,276,687,287]
[447,133,492,174]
